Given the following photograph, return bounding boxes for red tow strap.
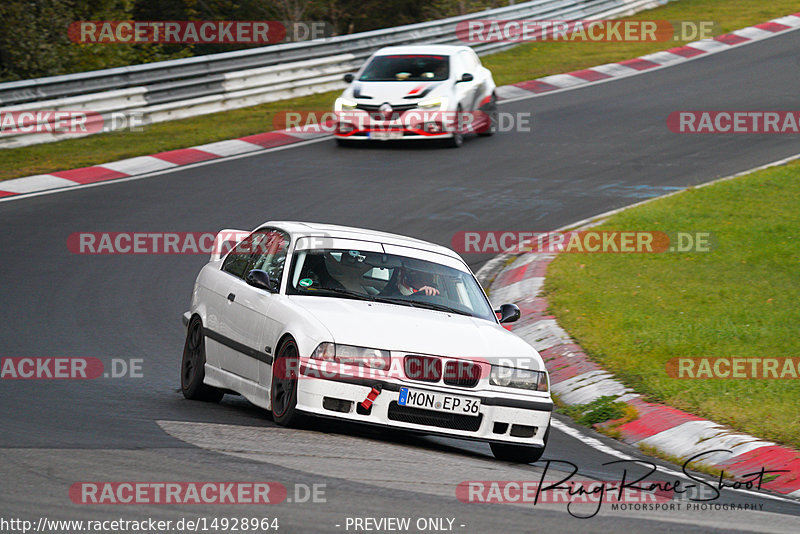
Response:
[359,384,382,411]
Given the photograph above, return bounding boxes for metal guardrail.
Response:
[0,0,672,148]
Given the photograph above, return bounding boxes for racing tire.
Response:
[490,424,549,463]
[446,105,465,148]
[181,317,224,402]
[271,338,305,427]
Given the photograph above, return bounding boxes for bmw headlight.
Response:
[311,342,390,370]
[417,97,448,110]
[490,365,548,391]
[334,97,358,112]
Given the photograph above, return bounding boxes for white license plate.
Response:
[398,387,481,415]
[369,130,403,140]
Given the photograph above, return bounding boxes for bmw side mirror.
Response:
[246,269,276,293]
[344,73,354,83]
[458,73,474,83]
[496,303,521,324]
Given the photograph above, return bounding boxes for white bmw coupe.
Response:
[181,222,552,462]
[334,45,498,147]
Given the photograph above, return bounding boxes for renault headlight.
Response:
[311,342,390,370]
[417,97,448,110]
[334,97,358,112]
[489,365,548,391]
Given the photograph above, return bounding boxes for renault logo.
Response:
[378,102,394,120]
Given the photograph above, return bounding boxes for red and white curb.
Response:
[486,251,800,498]
[2,12,800,200]
[0,130,327,198]
[495,12,800,101]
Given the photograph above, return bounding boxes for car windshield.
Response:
[287,248,495,321]
[358,55,449,82]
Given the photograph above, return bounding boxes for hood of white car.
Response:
[291,296,542,369]
[345,81,449,105]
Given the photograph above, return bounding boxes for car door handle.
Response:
[227,293,236,302]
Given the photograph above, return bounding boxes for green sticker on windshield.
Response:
[299,278,313,288]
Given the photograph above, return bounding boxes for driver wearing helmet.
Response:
[380,265,440,297]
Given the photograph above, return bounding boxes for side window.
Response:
[221,232,261,278]
[251,230,290,290]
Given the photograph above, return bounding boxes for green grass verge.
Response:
[0,91,340,181]
[545,160,800,449]
[560,395,629,426]
[2,0,798,181]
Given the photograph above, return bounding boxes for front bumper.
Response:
[294,366,553,447]
[334,128,453,141]
[334,108,490,141]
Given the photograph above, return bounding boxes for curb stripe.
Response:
[755,22,792,32]
[714,33,750,45]
[191,139,264,157]
[239,131,301,148]
[100,156,177,175]
[151,148,220,165]
[50,167,128,184]
[493,263,529,286]
[666,45,706,58]
[512,79,562,93]
[569,69,612,82]
[613,398,705,442]
[717,446,800,493]
[0,174,78,193]
[686,39,731,53]
[617,57,660,70]
[538,74,588,88]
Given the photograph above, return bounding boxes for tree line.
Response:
[0,0,507,82]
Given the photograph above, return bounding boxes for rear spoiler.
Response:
[210,229,249,262]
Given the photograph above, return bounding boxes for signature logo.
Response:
[458,449,788,519]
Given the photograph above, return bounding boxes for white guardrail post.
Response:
[0,0,672,148]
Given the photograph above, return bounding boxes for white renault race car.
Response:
[181,222,552,462]
[334,45,498,147]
